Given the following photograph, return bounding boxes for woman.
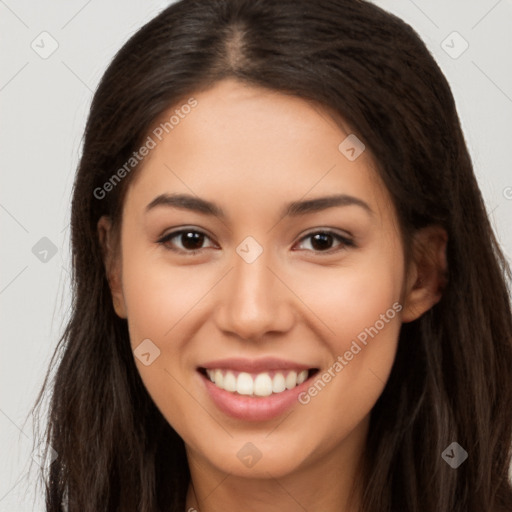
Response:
[33,0,512,510]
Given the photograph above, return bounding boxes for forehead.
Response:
[123,78,393,223]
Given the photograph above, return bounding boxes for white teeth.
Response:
[237,372,253,395]
[285,371,297,390]
[214,369,224,388]
[205,369,311,396]
[272,372,286,393]
[223,371,237,392]
[253,373,273,397]
[296,370,308,385]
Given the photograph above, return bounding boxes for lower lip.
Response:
[198,370,314,422]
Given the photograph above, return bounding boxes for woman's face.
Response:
[102,78,434,480]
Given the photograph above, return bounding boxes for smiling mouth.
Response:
[198,367,319,397]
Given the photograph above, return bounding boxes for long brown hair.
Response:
[33,0,512,510]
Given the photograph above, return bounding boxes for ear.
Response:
[97,215,127,319]
[401,225,448,323]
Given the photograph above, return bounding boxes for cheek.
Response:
[291,250,404,347]
[120,248,211,345]
[294,287,401,456]
[292,248,404,426]
[118,248,211,433]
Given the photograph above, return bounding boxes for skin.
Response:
[98,78,447,512]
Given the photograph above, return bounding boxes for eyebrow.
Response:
[145,193,373,218]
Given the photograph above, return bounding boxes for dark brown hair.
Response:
[33,0,512,510]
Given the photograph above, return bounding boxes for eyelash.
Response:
[156,228,356,256]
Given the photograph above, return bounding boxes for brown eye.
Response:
[179,231,206,250]
[295,230,355,253]
[157,229,216,254]
[309,232,335,251]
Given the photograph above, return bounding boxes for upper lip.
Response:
[198,357,315,373]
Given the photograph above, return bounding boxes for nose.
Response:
[214,248,295,341]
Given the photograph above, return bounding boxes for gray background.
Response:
[1,1,511,510]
